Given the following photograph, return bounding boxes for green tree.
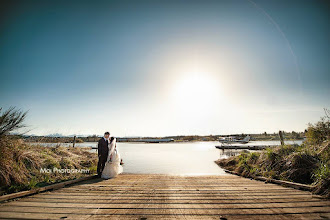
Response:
[291,131,300,139]
[306,109,330,145]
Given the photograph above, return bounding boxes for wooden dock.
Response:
[215,145,276,150]
[0,174,329,219]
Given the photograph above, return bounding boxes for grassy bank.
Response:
[215,113,330,198]
[0,136,98,196]
[215,142,329,198]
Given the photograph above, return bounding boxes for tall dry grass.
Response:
[0,136,97,195]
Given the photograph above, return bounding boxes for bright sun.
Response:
[171,71,219,119]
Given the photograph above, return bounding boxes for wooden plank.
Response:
[54,190,306,195]
[0,175,97,202]
[19,197,326,204]
[0,212,329,220]
[215,145,271,150]
[2,200,330,209]
[11,199,329,206]
[0,174,329,220]
[224,169,314,191]
[0,205,329,215]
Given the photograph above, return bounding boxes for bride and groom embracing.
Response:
[97,131,123,179]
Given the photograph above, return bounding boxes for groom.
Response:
[97,131,110,177]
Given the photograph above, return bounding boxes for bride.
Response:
[101,137,123,179]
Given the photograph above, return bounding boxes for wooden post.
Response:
[279,131,284,146]
[73,135,76,148]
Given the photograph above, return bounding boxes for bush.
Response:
[313,162,329,182]
[0,107,28,137]
[306,116,330,145]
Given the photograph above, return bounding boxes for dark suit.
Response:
[97,137,109,177]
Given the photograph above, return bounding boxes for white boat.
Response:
[218,135,250,144]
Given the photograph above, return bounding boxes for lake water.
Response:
[30,140,303,175]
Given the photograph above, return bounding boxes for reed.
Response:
[0,136,97,195]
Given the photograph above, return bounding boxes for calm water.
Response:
[30,140,303,175]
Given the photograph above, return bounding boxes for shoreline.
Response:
[26,139,304,144]
[21,133,305,144]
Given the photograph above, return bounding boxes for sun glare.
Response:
[171,70,220,119]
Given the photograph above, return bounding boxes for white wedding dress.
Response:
[101,138,123,179]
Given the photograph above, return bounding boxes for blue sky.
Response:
[0,0,329,137]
